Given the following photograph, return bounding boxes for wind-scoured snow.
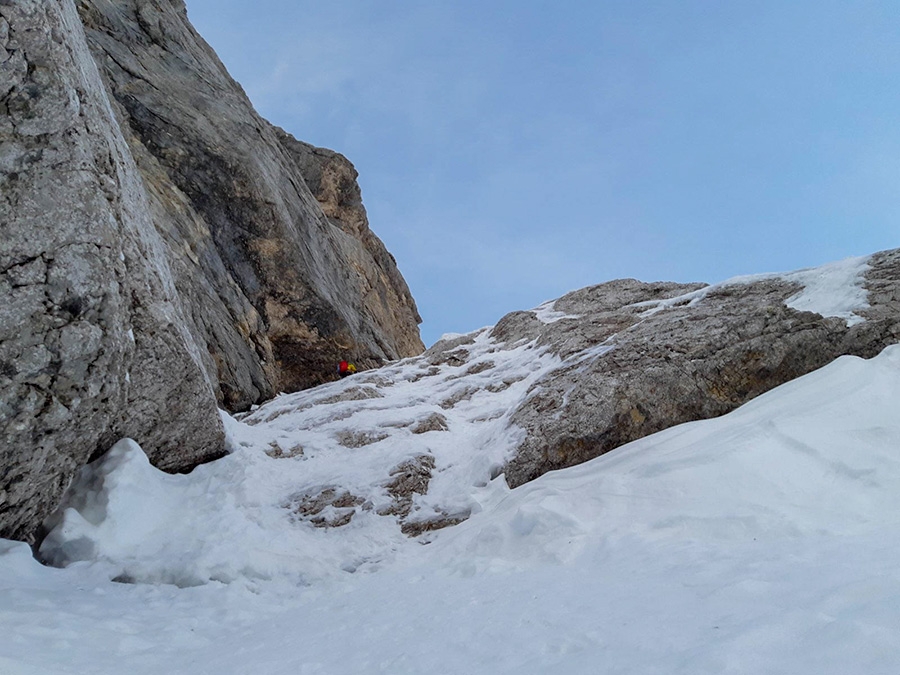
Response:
[782,255,871,325]
[530,299,581,324]
[4,332,900,673]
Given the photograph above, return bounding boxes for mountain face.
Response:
[36,250,900,589]
[1,1,896,555]
[0,0,422,543]
[76,0,424,404]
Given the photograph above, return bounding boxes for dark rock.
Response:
[317,386,384,406]
[400,513,470,537]
[335,430,389,449]
[381,454,436,518]
[285,487,365,528]
[378,454,470,536]
[265,440,304,459]
[410,413,449,434]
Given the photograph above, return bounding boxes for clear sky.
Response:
[184,0,899,346]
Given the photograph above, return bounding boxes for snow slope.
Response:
[3,328,900,673]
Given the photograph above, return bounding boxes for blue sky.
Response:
[185,1,899,346]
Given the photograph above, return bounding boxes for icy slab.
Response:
[634,254,872,325]
[783,255,871,326]
[530,299,581,324]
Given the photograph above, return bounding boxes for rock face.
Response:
[501,250,900,487]
[273,130,424,364]
[0,0,224,542]
[77,0,423,407]
[0,0,422,542]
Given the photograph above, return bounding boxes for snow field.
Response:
[2,258,897,674]
[5,346,900,673]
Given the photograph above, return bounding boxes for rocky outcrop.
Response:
[1,0,423,542]
[274,130,424,363]
[0,0,224,542]
[502,250,900,486]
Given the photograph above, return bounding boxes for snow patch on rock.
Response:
[635,254,871,325]
[531,299,581,324]
[783,255,871,325]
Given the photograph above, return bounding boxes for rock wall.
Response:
[0,0,224,543]
[77,0,424,408]
[274,130,424,364]
[0,0,423,542]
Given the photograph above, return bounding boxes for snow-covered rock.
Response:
[0,0,422,543]
[504,249,900,486]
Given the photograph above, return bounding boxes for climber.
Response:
[338,360,357,378]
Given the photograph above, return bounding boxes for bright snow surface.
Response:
[4,333,900,673]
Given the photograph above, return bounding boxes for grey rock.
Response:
[284,486,365,529]
[381,454,436,519]
[265,440,304,459]
[76,0,423,408]
[317,386,384,406]
[0,0,224,543]
[334,429,389,449]
[503,251,900,487]
[438,385,479,410]
[400,512,471,538]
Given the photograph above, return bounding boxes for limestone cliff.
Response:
[0,0,423,542]
[76,0,424,407]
